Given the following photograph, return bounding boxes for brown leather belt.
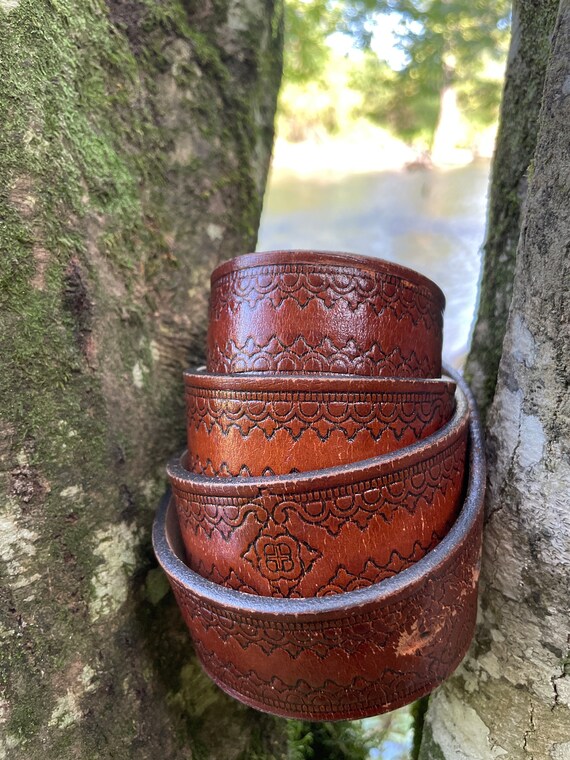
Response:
[153,250,484,720]
[208,251,445,376]
[183,372,457,477]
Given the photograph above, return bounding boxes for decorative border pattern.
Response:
[185,387,452,442]
[210,264,443,330]
[195,641,411,717]
[165,523,480,719]
[314,530,445,596]
[186,457,281,478]
[174,434,466,540]
[208,335,436,376]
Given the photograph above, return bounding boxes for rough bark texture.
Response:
[419,2,570,757]
[0,1,286,758]
[466,0,559,421]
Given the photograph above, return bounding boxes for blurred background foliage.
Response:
[286,707,414,759]
[280,0,510,152]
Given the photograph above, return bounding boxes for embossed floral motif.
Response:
[241,522,321,596]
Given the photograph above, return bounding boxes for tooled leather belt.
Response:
[154,250,485,721]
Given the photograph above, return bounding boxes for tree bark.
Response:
[466,0,559,421]
[419,2,570,757]
[0,2,284,758]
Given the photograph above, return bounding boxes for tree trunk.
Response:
[430,84,465,167]
[465,0,559,420]
[0,2,285,759]
[419,2,570,757]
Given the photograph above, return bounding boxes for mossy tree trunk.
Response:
[419,1,570,757]
[0,1,285,758]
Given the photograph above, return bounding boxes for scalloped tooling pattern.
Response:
[174,435,465,541]
[209,335,435,376]
[210,264,443,329]
[165,518,481,719]
[172,432,466,597]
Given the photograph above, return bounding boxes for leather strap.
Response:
[154,366,485,721]
[157,251,482,719]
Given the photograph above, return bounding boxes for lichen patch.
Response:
[0,498,39,589]
[8,175,34,216]
[207,223,223,241]
[0,732,20,760]
[511,313,536,368]
[140,477,162,502]
[30,244,50,290]
[518,413,545,468]
[479,650,502,680]
[0,0,20,13]
[149,339,160,363]
[89,522,141,620]
[172,133,195,164]
[80,664,98,693]
[61,485,84,500]
[132,360,147,389]
[427,688,507,760]
[48,691,82,729]
[551,739,570,759]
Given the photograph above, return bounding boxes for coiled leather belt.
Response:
[154,250,484,720]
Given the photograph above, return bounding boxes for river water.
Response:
[258,160,491,367]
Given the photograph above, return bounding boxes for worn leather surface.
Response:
[185,372,456,477]
[207,251,444,377]
[158,250,480,719]
[153,379,484,720]
[170,385,467,597]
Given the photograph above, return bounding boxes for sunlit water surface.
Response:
[258,161,490,366]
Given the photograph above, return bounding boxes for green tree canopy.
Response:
[284,0,511,144]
